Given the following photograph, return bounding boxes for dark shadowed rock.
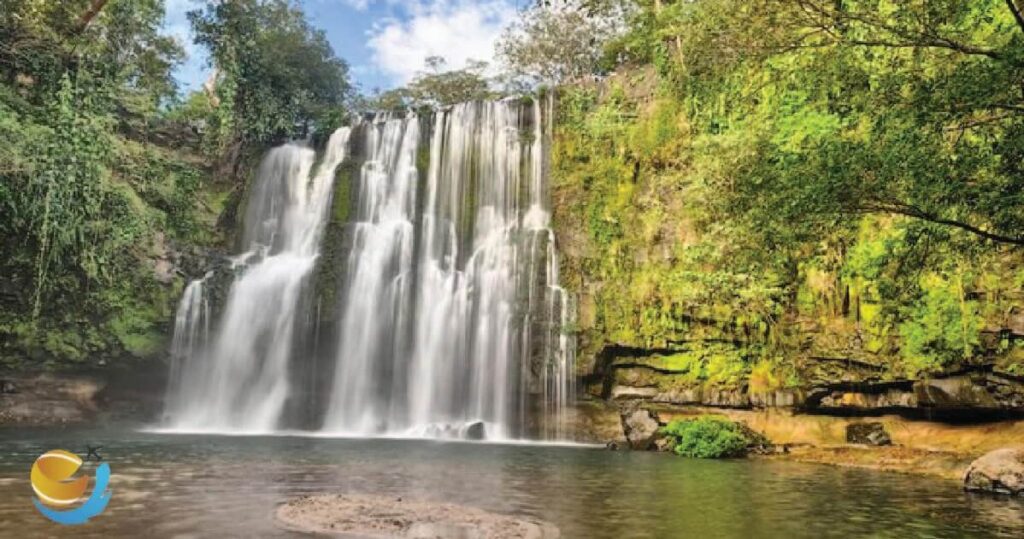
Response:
[464,421,486,440]
[621,409,661,450]
[846,422,892,446]
[964,448,1024,496]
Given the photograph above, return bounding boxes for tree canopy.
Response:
[188,0,353,145]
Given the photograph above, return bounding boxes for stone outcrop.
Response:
[592,348,1024,419]
[846,422,892,446]
[621,408,661,450]
[964,448,1024,496]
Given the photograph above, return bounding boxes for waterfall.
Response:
[322,99,574,440]
[164,275,210,416]
[163,127,352,432]
[162,98,574,440]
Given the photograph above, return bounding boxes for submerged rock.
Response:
[964,448,1024,496]
[621,409,661,450]
[846,422,892,446]
[275,494,560,538]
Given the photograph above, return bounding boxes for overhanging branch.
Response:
[1007,0,1024,34]
[861,203,1024,246]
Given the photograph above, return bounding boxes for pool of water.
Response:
[0,427,1021,538]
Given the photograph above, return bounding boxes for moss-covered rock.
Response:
[551,69,1024,407]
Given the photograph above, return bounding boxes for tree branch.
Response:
[74,0,109,35]
[1007,0,1024,35]
[861,203,1024,246]
[794,0,1007,62]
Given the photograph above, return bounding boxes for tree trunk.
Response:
[75,0,109,34]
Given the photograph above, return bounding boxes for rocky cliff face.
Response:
[550,69,1024,422]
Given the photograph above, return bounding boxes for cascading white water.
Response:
[322,99,575,439]
[323,114,421,433]
[164,275,210,415]
[164,127,351,432]
[162,99,574,440]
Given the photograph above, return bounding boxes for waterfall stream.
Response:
[164,98,574,440]
[165,128,351,432]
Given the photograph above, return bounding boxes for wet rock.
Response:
[749,390,805,408]
[915,376,998,409]
[652,386,753,408]
[846,422,892,446]
[964,448,1024,496]
[816,389,917,410]
[562,400,626,444]
[653,436,676,453]
[702,388,750,408]
[652,387,702,405]
[464,421,486,440]
[621,409,661,450]
[913,375,1024,410]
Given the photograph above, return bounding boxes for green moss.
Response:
[553,68,1020,389]
[332,161,356,223]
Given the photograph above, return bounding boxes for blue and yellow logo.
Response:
[30,449,111,525]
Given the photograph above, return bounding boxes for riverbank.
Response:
[570,396,1024,483]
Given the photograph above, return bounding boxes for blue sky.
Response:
[164,0,522,95]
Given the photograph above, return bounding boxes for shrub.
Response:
[661,416,750,458]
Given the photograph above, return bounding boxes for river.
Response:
[1,427,1021,537]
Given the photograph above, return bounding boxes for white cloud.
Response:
[366,0,517,85]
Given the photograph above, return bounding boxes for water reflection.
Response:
[0,428,1020,538]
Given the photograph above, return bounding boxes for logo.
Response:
[30,449,112,525]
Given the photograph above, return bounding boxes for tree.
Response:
[188,0,353,144]
[364,56,494,110]
[407,56,493,107]
[621,0,1024,248]
[0,0,184,106]
[496,1,626,85]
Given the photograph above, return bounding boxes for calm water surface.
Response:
[0,427,1021,538]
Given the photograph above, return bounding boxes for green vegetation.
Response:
[2,0,1022,388]
[367,56,497,110]
[550,0,1024,386]
[661,416,751,458]
[188,0,353,146]
[0,0,351,369]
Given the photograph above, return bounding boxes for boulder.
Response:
[846,422,892,446]
[621,409,661,450]
[463,421,486,441]
[964,448,1024,496]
